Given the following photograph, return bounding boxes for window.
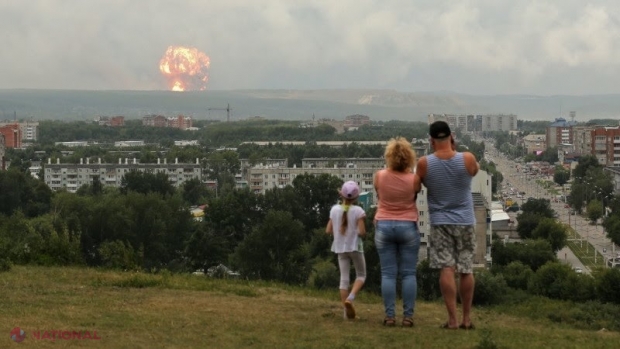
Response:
[419,222,424,226]
[419,211,424,216]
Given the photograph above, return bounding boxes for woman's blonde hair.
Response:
[384,137,416,172]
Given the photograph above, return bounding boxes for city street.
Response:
[484,139,619,271]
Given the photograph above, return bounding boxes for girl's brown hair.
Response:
[340,198,356,235]
[384,136,416,172]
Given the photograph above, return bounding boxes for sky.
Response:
[3,0,620,95]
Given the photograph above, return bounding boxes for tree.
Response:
[120,171,175,197]
[596,268,620,304]
[491,239,556,271]
[602,215,620,246]
[531,218,568,251]
[184,223,228,271]
[292,173,343,231]
[553,166,570,187]
[516,212,544,239]
[520,198,554,218]
[528,262,595,302]
[572,155,600,180]
[232,210,311,284]
[181,178,211,205]
[587,199,603,225]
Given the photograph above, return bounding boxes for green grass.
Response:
[565,225,608,269]
[1,266,619,348]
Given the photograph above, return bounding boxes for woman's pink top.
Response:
[374,169,418,221]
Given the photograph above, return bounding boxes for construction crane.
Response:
[208,103,232,122]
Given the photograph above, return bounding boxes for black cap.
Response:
[429,121,452,139]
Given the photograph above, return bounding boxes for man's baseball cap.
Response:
[429,121,452,139]
[340,181,360,199]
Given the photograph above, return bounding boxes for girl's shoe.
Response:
[344,300,356,319]
[383,317,396,327]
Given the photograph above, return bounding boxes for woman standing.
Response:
[374,136,421,327]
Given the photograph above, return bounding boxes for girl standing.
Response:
[326,181,367,320]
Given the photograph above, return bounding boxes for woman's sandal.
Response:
[402,318,414,327]
[383,317,396,327]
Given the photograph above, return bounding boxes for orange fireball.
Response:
[159,46,210,92]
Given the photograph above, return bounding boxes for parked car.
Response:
[574,267,583,274]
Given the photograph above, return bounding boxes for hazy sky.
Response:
[3,0,620,94]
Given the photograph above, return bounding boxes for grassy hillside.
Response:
[0,266,618,349]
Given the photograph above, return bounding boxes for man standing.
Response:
[416,121,479,330]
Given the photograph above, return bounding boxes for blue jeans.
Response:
[375,220,420,318]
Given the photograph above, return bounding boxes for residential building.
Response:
[344,114,370,130]
[546,117,577,149]
[0,121,38,142]
[55,141,89,147]
[428,114,517,133]
[522,134,546,155]
[481,114,517,132]
[428,114,469,133]
[142,114,192,129]
[114,140,145,147]
[0,133,5,170]
[572,126,595,155]
[591,127,620,166]
[142,115,168,127]
[95,116,125,127]
[174,140,200,146]
[44,157,201,193]
[0,124,21,148]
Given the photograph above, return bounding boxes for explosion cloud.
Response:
[159,46,210,92]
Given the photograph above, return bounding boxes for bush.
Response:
[501,261,533,290]
[98,240,139,270]
[473,270,509,306]
[528,262,596,302]
[417,259,441,301]
[307,258,339,290]
[596,268,620,304]
[0,257,11,272]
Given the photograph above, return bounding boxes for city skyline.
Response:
[2,1,620,94]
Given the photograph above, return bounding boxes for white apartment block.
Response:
[428,114,470,133]
[44,157,201,193]
[481,114,517,132]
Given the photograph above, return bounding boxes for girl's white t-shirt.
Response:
[329,204,366,253]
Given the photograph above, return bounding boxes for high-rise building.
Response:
[0,124,21,148]
[546,118,577,149]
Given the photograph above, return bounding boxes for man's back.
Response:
[417,151,477,225]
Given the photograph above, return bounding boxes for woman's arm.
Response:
[326,219,333,234]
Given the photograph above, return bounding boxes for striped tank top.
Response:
[424,152,475,225]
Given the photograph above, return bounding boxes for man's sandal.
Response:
[402,318,414,327]
[383,317,396,327]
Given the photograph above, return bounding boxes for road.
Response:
[483,139,619,272]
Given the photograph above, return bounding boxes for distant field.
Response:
[1,266,619,348]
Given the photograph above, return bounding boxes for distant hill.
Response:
[1,89,620,122]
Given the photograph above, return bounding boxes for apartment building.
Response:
[522,134,546,154]
[428,114,470,132]
[591,127,620,166]
[0,124,21,148]
[344,114,370,130]
[546,117,577,149]
[142,115,192,129]
[0,121,38,142]
[428,114,517,133]
[572,126,596,155]
[44,157,201,193]
[481,114,517,132]
[95,116,125,127]
[0,134,5,170]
